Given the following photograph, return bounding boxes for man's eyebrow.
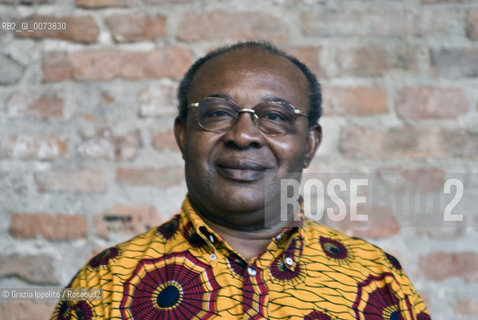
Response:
[204,94,292,105]
[263,96,292,104]
[207,93,232,100]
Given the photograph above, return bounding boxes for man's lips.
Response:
[216,158,269,170]
[215,158,270,182]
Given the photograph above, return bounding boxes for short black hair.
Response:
[177,41,322,126]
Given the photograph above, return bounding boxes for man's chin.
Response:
[213,193,265,213]
[208,205,268,231]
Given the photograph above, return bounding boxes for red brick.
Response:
[454,297,478,319]
[0,134,68,160]
[340,126,478,159]
[6,92,65,120]
[325,204,400,238]
[431,48,478,78]
[116,166,183,189]
[35,169,106,192]
[177,12,289,43]
[42,48,193,82]
[137,83,178,117]
[66,47,193,81]
[418,252,478,281]
[75,0,130,7]
[70,50,121,81]
[332,45,418,77]
[301,8,454,37]
[466,9,478,40]
[94,205,164,239]
[377,167,445,193]
[396,87,469,120]
[0,255,58,284]
[323,86,388,115]
[41,51,73,82]
[152,130,178,152]
[106,14,166,42]
[287,46,323,77]
[9,213,87,239]
[118,47,193,80]
[1,301,56,320]
[78,128,140,160]
[15,16,98,43]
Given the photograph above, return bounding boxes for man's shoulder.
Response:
[301,218,402,271]
[87,214,182,271]
[302,218,372,245]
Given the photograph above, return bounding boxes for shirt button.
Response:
[210,253,217,261]
[275,235,282,241]
[285,257,294,266]
[247,266,257,276]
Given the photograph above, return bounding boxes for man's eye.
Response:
[203,108,234,118]
[261,111,287,122]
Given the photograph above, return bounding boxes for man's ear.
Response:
[174,116,187,160]
[303,124,322,168]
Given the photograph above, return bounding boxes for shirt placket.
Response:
[193,225,269,319]
[184,203,304,320]
[242,261,269,320]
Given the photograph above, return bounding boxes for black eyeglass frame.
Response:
[188,97,309,136]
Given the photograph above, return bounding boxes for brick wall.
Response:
[1,0,477,319]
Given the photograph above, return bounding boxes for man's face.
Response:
[175,47,321,230]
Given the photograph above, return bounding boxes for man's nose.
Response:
[222,112,265,149]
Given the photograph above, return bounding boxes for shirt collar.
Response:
[179,195,305,266]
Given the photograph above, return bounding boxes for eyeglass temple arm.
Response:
[294,110,308,117]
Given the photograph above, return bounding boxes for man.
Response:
[52,41,431,319]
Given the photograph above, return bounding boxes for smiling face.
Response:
[174,47,321,230]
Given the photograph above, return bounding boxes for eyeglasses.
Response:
[188,97,308,136]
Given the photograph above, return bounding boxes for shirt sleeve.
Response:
[50,249,116,320]
[385,252,432,319]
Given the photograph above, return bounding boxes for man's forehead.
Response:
[196,47,300,76]
[189,47,308,100]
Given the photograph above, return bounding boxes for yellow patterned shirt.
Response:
[52,197,431,320]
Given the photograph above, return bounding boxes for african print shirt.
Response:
[51,196,431,320]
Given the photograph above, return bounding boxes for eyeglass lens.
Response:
[196,98,297,135]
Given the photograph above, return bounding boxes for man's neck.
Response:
[199,213,293,262]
